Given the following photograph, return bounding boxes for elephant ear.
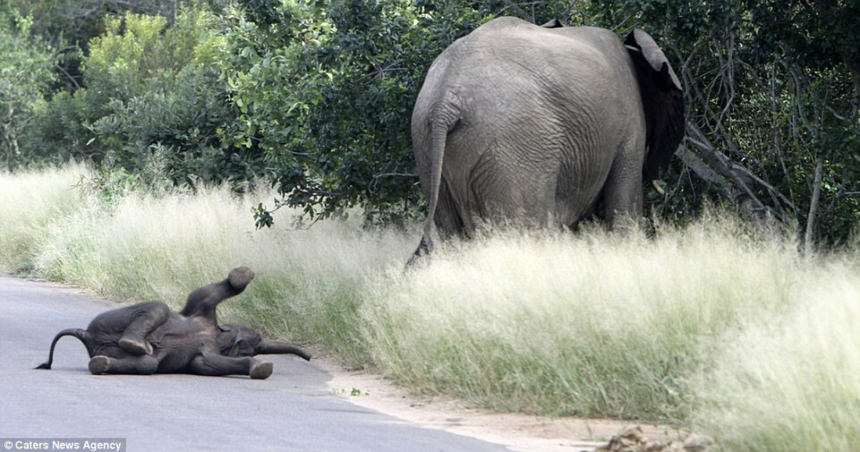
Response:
[541,18,563,28]
[227,331,245,357]
[625,29,686,181]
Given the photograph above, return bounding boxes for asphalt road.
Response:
[0,273,510,452]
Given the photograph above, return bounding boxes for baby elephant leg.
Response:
[189,354,273,380]
[88,355,159,375]
[118,301,170,356]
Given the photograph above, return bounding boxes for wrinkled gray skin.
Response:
[410,17,685,261]
[36,267,311,379]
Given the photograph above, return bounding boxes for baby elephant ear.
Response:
[625,29,686,181]
[227,331,246,357]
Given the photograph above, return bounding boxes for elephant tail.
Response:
[425,118,450,243]
[35,328,91,370]
[410,117,452,264]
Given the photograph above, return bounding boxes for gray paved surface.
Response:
[0,273,510,452]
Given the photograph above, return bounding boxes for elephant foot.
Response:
[249,361,273,380]
[88,356,110,375]
[118,335,151,355]
[406,236,434,268]
[228,266,255,291]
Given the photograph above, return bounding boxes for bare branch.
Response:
[680,123,780,223]
[55,63,82,90]
[805,158,824,251]
[499,1,534,23]
[373,172,418,179]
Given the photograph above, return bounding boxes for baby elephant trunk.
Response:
[257,339,312,361]
[35,328,92,370]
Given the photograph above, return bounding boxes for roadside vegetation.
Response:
[2,0,859,244]
[0,164,416,366]
[3,165,860,451]
[3,0,860,450]
[696,270,860,452]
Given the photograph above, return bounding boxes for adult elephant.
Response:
[36,267,311,379]
[410,17,684,260]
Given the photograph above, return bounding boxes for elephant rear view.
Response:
[410,17,684,260]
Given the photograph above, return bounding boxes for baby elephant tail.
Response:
[35,328,91,370]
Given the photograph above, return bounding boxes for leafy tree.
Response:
[0,12,56,171]
[595,0,860,245]
[6,0,227,92]
[25,5,264,187]
[6,0,859,245]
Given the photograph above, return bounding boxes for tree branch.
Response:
[499,1,534,23]
[55,63,82,90]
[804,158,824,251]
[373,172,418,179]
[678,123,781,223]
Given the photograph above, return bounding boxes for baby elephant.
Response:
[36,267,311,379]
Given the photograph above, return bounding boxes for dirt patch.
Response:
[315,356,698,452]
[595,426,710,452]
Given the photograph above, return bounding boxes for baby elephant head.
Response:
[217,324,311,361]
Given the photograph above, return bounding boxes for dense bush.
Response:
[24,5,264,187]
[0,12,56,170]
[597,0,860,244]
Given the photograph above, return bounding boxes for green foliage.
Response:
[595,0,860,244]
[7,0,231,93]
[5,0,860,240]
[0,12,57,170]
[26,5,264,187]
[24,76,108,163]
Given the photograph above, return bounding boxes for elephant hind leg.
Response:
[88,355,159,375]
[602,139,645,229]
[189,354,273,379]
[118,301,170,356]
[436,178,468,238]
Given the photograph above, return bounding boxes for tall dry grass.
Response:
[693,261,860,451]
[0,165,415,364]
[0,163,89,271]
[361,219,801,420]
[4,165,860,448]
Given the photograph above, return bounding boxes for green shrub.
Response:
[25,5,263,187]
[0,12,56,170]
